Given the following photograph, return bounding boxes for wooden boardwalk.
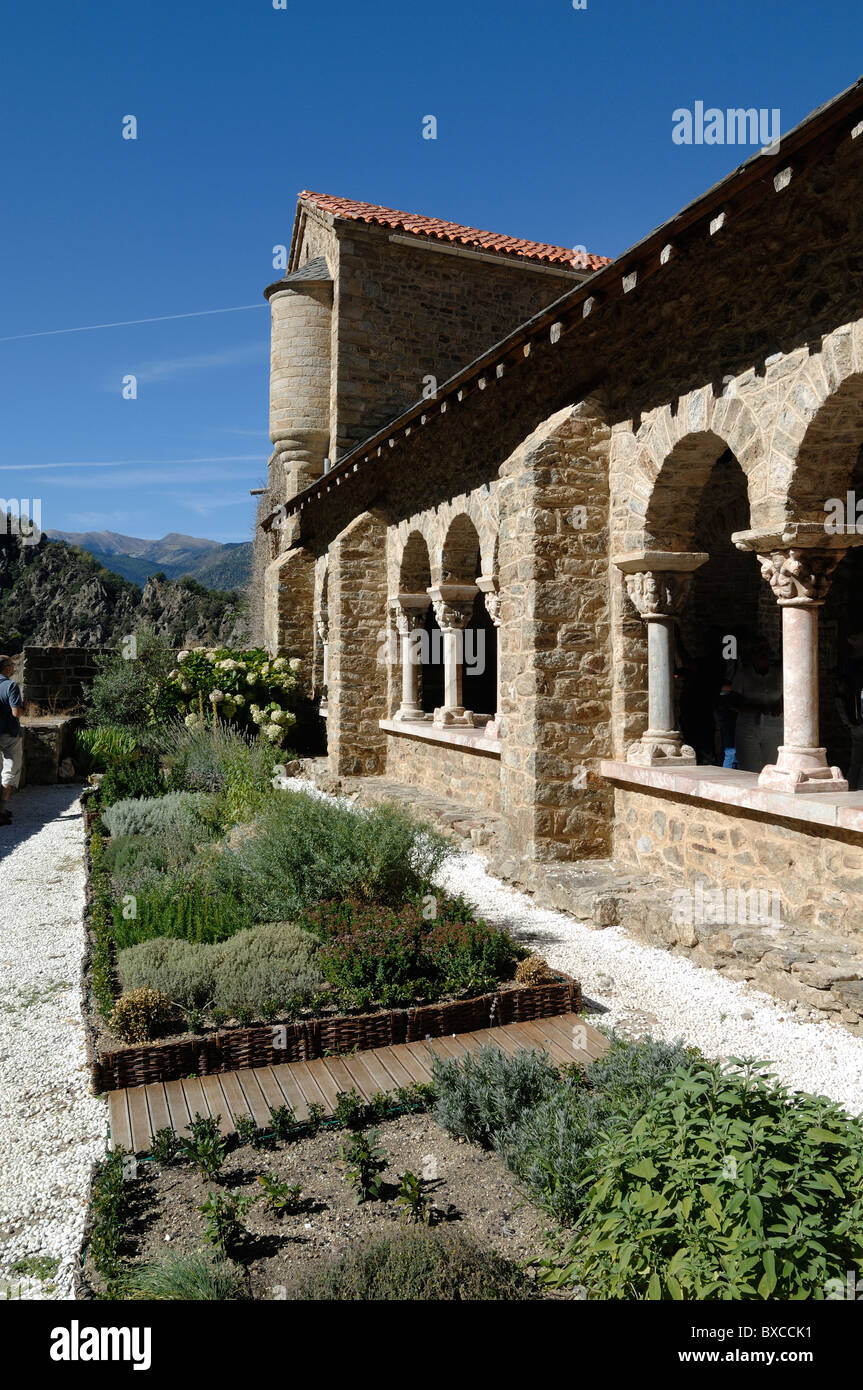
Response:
[107,1013,607,1153]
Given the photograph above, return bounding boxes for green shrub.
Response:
[124,1252,246,1300]
[231,794,452,920]
[432,1046,559,1149]
[550,1057,863,1301]
[295,1228,534,1301]
[154,646,300,746]
[117,921,322,1017]
[86,627,175,730]
[102,790,220,840]
[88,829,117,1018]
[162,720,276,824]
[100,754,165,807]
[89,1147,132,1294]
[112,881,253,950]
[311,897,516,1006]
[109,986,176,1042]
[210,922,322,1017]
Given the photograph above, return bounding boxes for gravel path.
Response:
[293,778,863,1115]
[0,786,106,1299]
[438,850,863,1117]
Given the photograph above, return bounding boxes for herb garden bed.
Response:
[90,973,581,1090]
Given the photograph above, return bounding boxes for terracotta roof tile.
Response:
[299,191,610,271]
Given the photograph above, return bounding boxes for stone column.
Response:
[428,584,477,727]
[390,592,431,721]
[476,573,501,738]
[316,614,329,710]
[733,526,849,792]
[614,551,708,766]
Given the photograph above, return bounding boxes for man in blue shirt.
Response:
[0,655,24,825]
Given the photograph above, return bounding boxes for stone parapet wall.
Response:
[384,730,501,812]
[612,783,863,937]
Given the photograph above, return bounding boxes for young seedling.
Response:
[339,1130,387,1204]
[395,1170,435,1225]
[257,1173,304,1216]
[198,1189,258,1257]
[181,1113,227,1182]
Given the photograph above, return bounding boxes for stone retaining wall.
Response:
[384,730,502,812]
[15,647,110,711]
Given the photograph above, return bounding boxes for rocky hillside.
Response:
[0,528,249,649]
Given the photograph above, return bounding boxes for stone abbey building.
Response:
[254,78,863,1026]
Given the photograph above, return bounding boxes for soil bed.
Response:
[111,1114,564,1299]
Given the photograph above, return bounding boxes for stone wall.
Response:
[327,510,389,776]
[384,731,501,811]
[15,646,110,711]
[613,783,863,937]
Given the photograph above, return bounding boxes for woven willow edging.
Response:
[92,976,582,1091]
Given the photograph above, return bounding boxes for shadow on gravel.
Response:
[0,784,84,866]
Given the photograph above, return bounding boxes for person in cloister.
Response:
[728,636,783,775]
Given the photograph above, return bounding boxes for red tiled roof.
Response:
[299,191,611,271]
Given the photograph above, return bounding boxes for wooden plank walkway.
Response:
[107,1013,607,1153]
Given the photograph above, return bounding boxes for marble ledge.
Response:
[600,759,863,835]
[380,718,502,757]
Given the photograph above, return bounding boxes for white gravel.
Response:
[0,786,106,1300]
[438,850,863,1117]
[293,777,863,1116]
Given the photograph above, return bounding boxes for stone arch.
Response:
[398,530,432,592]
[774,322,863,522]
[440,513,482,584]
[613,387,766,551]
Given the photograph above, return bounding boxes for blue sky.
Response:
[0,0,858,544]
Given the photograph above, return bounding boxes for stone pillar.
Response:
[614,550,708,766]
[476,573,501,738]
[262,545,316,696]
[733,530,848,792]
[428,584,477,727]
[327,511,389,777]
[390,593,432,721]
[315,614,329,710]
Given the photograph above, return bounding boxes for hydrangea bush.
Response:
[155,647,302,746]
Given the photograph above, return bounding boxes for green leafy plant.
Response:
[109,986,175,1043]
[267,1104,297,1141]
[257,1173,305,1216]
[86,627,176,731]
[180,1113,227,1182]
[396,1171,434,1225]
[100,753,166,808]
[150,1127,182,1165]
[305,1102,326,1133]
[88,1147,132,1294]
[333,1089,369,1131]
[548,1056,863,1300]
[432,1045,559,1148]
[199,1189,258,1258]
[75,725,141,774]
[232,1113,266,1149]
[339,1130,387,1204]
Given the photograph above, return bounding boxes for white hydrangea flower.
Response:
[264,722,284,742]
[272,657,288,673]
[209,689,225,704]
[180,681,192,695]
[289,657,302,672]
[177,650,191,662]
[232,694,245,707]
[184,713,201,727]
[246,672,256,685]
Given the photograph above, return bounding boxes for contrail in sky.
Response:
[0,304,268,344]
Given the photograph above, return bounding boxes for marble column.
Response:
[732,528,848,792]
[390,592,432,721]
[428,584,477,727]
[614,550,708,766]
[476,573,502,739]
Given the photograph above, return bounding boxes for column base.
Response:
[758,746,848,793]
[626,734,696,767]
[433,707,476,728]
[392,705,429,723]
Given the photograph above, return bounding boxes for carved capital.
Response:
[623,569,693,619]
[756,548,845,607]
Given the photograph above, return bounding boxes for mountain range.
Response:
[45,529,252,591]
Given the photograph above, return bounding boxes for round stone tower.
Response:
[264,255,333,508]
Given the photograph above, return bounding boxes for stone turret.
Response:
[264,255,333,516]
